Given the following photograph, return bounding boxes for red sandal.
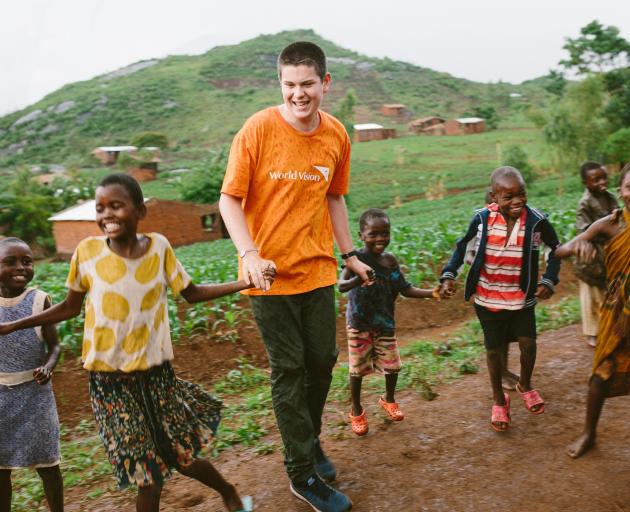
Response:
[491,393,510,432]
[349,408,369,436]
[379,397,404,421]
[516,384,545,414]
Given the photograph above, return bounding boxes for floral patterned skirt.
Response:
[89,362,222,488]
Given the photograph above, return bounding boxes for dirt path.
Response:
[62,322,630,511]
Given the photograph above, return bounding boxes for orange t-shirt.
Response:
[221,106,351,295]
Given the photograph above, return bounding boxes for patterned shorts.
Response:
[89,362,222,489]
[347,327,401,377]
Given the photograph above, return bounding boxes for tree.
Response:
[601,128,630,168]
[561,20,630,75]
[333,89,357,138]
[543,75,609,169]
[542,22,630,171]
[543,70,567,97]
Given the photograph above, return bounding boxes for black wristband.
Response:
[341,250,360,260]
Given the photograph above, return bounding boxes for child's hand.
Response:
[33,366,52,385]
[243,253,276,292]
[345,258,375,286]
[535,284,553,300]
[439,279,456,299]
[262,265,276,288]
[574,240,596,264]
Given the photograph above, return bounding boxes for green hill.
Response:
[0,29,549,168]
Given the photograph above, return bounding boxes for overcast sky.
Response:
[2,0,629,115]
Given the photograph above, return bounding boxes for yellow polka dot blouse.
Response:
[66,234,192,372]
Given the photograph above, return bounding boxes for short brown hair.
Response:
[278,41,327,81]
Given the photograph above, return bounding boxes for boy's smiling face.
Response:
[0,241,34,296]
[279,64,330,131]
[583,166,608,196]
[490,176,527,220]
[359,216,391,255]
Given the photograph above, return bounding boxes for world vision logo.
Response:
[268,166,329,183]
[313,166,329,181]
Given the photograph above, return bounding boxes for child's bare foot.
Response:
[567,433,595,459]
[585,335,597,348]
[501,371,520,391]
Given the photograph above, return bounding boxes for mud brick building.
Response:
[443,117,486,135]
[353,123,397,143]
[380,104,407,117]
[49,198,226,258]
[408,116,446,134]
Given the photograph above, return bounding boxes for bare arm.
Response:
[219,193,276,291]
[401,286,437,299]
[327,194,374,284]
[338,266,362,293]
[180,279,253,303]
[34,296,62,385]
[555,214,618,260]
[0,289,85,335]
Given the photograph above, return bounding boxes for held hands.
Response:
[535,284,553,300]
[345,257,375,286]
[574,240,597,264]
[242,252,277,292]
[439,279,456,300]
[33,366,52,385]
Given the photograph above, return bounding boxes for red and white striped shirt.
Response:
[474,204,528,311]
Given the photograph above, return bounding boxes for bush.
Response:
[503,145,536,185]
[179,146,228,204]
[130,131,169,149]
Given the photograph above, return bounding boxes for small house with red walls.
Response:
[443,117,486,135]
[353,123,397,143]
[91,146,137,166]
[49,198,226,258]
[380,104,407,117]
[408,116,446,134]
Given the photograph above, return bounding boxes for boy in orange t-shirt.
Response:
[220,42,372,511]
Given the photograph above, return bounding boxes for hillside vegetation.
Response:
[0,29,550,168]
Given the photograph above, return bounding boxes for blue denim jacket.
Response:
[440,205,561,303]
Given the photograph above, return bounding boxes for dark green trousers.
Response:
[250,285,338,483]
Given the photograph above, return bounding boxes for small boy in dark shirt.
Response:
[574,162,619,347]
[338,208,438,436]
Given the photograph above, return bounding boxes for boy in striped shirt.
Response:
[439,167,561,432]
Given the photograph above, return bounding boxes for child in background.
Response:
[440,167,561,432]
[0,237,63,512]
[339,209,438,436]
[556,164,630,458]
[0,174,263,512]
[574,162,618,347]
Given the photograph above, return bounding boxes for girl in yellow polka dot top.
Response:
[0,174,269,512]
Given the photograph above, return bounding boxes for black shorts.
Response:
[474,304,537,350]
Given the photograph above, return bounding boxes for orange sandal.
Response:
[379,397,404,421]
[349,408,369,436]
[491,393,510,432]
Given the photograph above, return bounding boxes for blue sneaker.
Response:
[314,438,337,482]
[290,474,352,512]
